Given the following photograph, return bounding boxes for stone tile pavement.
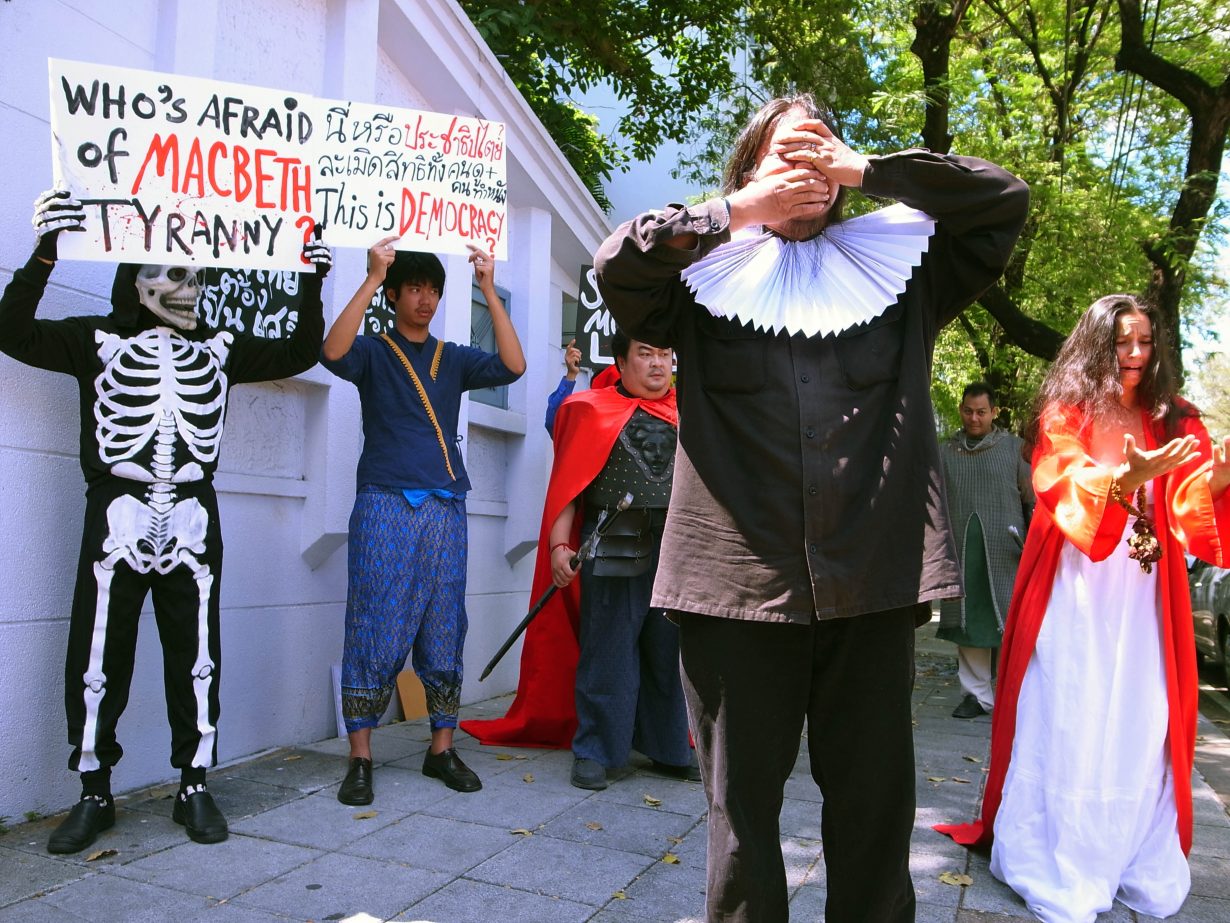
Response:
[2,628,1228,922]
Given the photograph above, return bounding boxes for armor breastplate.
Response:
[585,408,676,577]
[586,408,676,511]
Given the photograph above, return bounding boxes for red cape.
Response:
[591,364,620,390]
[936,400,1230,855]
[461,385,678,748]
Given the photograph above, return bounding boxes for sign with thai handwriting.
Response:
[317,100,506,257]
[48,58,508,270]
[198,268,303,338]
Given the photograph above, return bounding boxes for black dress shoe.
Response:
[172,786,229,844]
[648,758,702,783]
[337,756,374,805]
[952,693,989,719]
[422,748,481,792]
[571,757,608,791]
[47,795,115,854]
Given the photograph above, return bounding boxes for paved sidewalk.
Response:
[2,632,1228,922]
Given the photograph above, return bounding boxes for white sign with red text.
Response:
[49,58,508,270]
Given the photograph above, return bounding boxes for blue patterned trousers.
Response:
[341,489,468,732]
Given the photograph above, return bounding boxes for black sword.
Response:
[479,492,633,681]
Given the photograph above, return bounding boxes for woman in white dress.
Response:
[936,294,1230,922]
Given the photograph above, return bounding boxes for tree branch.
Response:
[976,286,1066,360]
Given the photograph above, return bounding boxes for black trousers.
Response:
[65,481,224,773]
[678,607,918,923]
[573,534,691,769]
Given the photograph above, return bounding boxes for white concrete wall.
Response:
[0,0,609,819]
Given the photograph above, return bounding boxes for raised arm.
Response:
[860,151,1029,328]
[322,236,396,362]
[227,226,331,384]
[469,245,525,376]
[0,187,90,375]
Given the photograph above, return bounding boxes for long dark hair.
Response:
[1026,293,1192,446]
[721,94,848,226]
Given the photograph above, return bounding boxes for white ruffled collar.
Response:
[680,203,937,338]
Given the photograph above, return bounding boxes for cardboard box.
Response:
[396,670,428,720]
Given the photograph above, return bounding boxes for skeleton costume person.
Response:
[0,188,331,854]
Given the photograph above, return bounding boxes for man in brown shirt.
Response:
[595,95,1028,922]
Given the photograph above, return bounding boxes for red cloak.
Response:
[936,400,1230,855]
[461,385,678,748]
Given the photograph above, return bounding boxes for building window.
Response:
[470,280,510,409]
[561,291,578,349]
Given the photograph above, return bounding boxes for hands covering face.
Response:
[729,115,870,241]
[769,119,869,190]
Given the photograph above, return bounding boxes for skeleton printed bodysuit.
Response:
[0,255,324,773]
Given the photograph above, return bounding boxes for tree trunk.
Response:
[1116,0,1230,380]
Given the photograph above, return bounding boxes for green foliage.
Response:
[1192,347,1230,437]
[458,0,746,210]
[900,0,1228,424]
[459,0,1229,424]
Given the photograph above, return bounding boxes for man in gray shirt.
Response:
[939,382,1035,719]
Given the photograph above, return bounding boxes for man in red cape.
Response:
[462,340,688,789]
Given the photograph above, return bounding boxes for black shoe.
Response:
[337,757,374,806]
[571,757,608,791]
[648,758,702,783]
[172,786,228,844]
[422,748,481,792]
[952,693,988,719]
[47,795,115,854]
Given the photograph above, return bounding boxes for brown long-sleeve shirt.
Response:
[594,150,1030,623]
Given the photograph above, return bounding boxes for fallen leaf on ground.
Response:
[523,773,534,783]
[510,828,533,836]
[950,777,971,784]
[927,777,946,783]
[662,853,680,864]
[283,754,303,762]
[496,754,528,761]
[612,891,628,900]
[85,849,118,861]
[586,821,603,831]
[643,794,662,807]
[938,871,973,887]
[353,811,377,820]
[962,756,982,763]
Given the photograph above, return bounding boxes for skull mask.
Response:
[135,265,201,331]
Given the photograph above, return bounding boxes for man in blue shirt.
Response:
[543,337,582,436]
[320,236,525,804]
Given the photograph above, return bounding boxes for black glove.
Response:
[32,187,87,262]
[301,223,332,279]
